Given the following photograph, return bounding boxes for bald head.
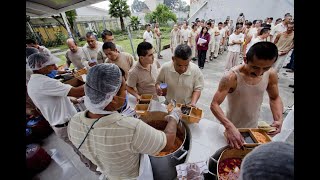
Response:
[66,38,78,53]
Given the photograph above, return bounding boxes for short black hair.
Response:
[245,21,252,26]
[102,42,116,51]
[269,17,273,20]
[207,22,212,26]
[26,39,37,44]
[137,42,153,57]
[86,31,95,38]
[246,42,278,63]
[252,20,257,25]
[101,29,113,39]
[259,28,270,35]
[218,22,223,25]
[276,18,282,22]
[145,24,150,28]
[174,44,192,60]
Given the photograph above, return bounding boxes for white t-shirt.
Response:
[215,28,225,43]
[228,33,244,52]
[246,36,264,53]
[180,28,190,42]
[143,30,154,45]
[27,74,77,126]
[270,23,287,42]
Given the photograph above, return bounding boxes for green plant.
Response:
[145,4,177,25]
[109,0,131,31]
[130,16,140,31]
[55,31,67,46]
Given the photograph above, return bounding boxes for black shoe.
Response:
[213,56,217,59]
[286,69,294,73]
[289,84,294,88]
[283,65,290,69]
[292,91,294,93]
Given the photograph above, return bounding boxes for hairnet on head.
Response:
[27,53,60,70]
[84,63,122,114]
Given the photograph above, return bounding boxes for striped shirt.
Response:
[68,111,166,179]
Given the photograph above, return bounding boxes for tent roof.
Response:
[26,0,106,17]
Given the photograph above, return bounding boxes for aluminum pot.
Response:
[148,120,189,180]
[204,146,229,180]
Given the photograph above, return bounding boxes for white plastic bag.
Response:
[137,154,154,180]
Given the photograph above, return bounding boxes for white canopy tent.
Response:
[26,0,106,38]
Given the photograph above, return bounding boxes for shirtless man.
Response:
[210,42,283,149]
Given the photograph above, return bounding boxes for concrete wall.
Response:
[189,0,294,23]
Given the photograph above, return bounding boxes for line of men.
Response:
[26,27,286,179]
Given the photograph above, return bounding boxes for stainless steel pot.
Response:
[148,120,189,180]
[204,146,229,180]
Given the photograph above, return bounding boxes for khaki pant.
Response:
[225,51,240,70]
[155,38,161,57]
[52,124,99,173]
[213,42,220,58]
[273,54,288,73]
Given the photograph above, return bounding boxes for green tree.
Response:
[130,16,140,30]
[109,0,131,31]
[51,10,78,38]
[145,4,177,25]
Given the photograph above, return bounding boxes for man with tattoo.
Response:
[210,42,283,149]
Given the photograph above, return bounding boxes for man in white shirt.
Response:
[27,53,99,174]
[143,24,154,45]
[270,14,292,42]
[180,21,190,45]
[225,25,244,70]
[213,22,225,59]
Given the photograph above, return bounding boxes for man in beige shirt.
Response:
[127,42,159,101]
[97,29,124,63]
[68,63,181,179]
[156,44,204,106]
[65,38,86,70]
[103,42,134,79]
[82,32,104,67]
[273,22,294,73]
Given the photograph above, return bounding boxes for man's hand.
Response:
[165,107,182,123]
[268,120,283,136]
[225,124,244,149]
[188,102,196,107]
[69,97,79,104]
[135,95,141,103]
[156,84,163,96]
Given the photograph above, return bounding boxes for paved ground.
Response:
[32,48,294,180]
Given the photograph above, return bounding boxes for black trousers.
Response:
[198,50,207,68]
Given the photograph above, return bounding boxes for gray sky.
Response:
[91,0,190,10]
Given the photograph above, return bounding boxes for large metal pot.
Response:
[204,146,229,180]
[148,120,189,180]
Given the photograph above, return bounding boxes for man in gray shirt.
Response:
[65,38,85,70]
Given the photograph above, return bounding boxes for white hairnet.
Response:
[27,53,60,70]
[84,63,122,114]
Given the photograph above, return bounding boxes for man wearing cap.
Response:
[68,63,182,179]
[156,44,204,106]
[27,53,99,174]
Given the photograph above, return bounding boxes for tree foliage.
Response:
[109,0,131,31]
[145,4,177,25]
[130,16,140,30]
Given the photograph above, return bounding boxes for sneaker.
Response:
[288,84,294,88]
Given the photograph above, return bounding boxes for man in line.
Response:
[97,29,124,63]
[82,31,104,67]
[27,53,99,174]
[210,42,283,149]
[170,24,181,54]
[127,42,159,101]
[225,25,244,70]
[154,23,163,59]
[103,42,134,79]
[156,44,204,106]
[273,22,294,73]
[270,14,292,42]
[143,24,154,45]
[65,38,85,70]
[68,63,182,179]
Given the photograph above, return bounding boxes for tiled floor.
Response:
[31,48,294,179]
